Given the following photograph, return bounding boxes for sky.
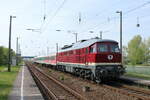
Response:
[0,0,150,56]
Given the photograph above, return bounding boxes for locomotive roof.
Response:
[59,38,118,52]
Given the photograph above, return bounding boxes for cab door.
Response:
[85,48,88,65]
[86,44,97,65]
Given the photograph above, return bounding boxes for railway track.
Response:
[44,65,150,100]
[28,63,150,100]
[103,82,150,100]
[27,63,86,100]
[119,77,150,89]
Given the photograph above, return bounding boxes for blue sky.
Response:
[0,0,150,56]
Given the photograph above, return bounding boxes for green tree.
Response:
[143,37,150,64]
[127,35,144,65]
[147,37,150,48]
[0,46,16,65]
[123,46,129,64]
[0,46,5,65]
[2,47,9,65]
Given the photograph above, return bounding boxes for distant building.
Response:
[22,56,35,61]
[148,58,150,64]
[11,56,16,66]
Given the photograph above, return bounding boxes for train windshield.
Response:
[97,44,108,52]
[110,44,120,53]
[97,43,120,53]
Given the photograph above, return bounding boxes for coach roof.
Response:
[59,38,118,52]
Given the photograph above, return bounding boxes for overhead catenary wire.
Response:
[80,16,118,34]
[95,0,122,17]
[38,0,150,44]
[73,0,123,34]
[81,1,150,34]
[124,1,150,14]
[43,0,46,21]
[77,0,123,34]
[40,0,68,34]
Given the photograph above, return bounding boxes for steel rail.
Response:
[102,84,150,100]
[27,63,86,100]
[27,62,150,100]
[34,66,87,100]
[121,84,150,96]
[28,65,58,100]
[104,81,150,100]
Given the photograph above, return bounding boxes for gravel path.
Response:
[39,66,137,100]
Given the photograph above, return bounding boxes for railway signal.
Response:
[136,17,140,27]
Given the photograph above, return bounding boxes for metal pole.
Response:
[47,47,49,56]
[100,31,102,39]
[120,11,123,64]
[117,11,123,64]
[75,33,78,42]
[8,16,12,72]
[16,37,18,66]
[73,33,78,43]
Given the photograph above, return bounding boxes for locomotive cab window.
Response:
[110,44,120,52]
[97,44,108,52]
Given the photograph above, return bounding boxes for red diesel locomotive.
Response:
[34,38,125,82]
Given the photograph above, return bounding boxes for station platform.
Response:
[8,65,44,100]
[120,76,150,86]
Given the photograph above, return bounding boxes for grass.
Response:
[124,72,150,80]
[0,66,20,100]
[0,66,7,72]
[59,75,65,80]
[125,66,150,80]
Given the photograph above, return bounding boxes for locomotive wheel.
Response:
[96,79,102,84]
[95,75,102,83]
[90,73,95,81]
[95,78,102,84]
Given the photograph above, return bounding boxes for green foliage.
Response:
[0,46,8,65]
[0,66,20,100]
[127,35,150,65]
[0,46,16,66]
[59,75,65,80]
[123,46,129,64]
[141,40,150,64]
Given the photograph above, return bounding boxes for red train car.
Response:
[34,38,125,82]
[34,55,56,66]
[56,38,125,82]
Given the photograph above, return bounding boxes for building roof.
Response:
[59,38,118,52]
